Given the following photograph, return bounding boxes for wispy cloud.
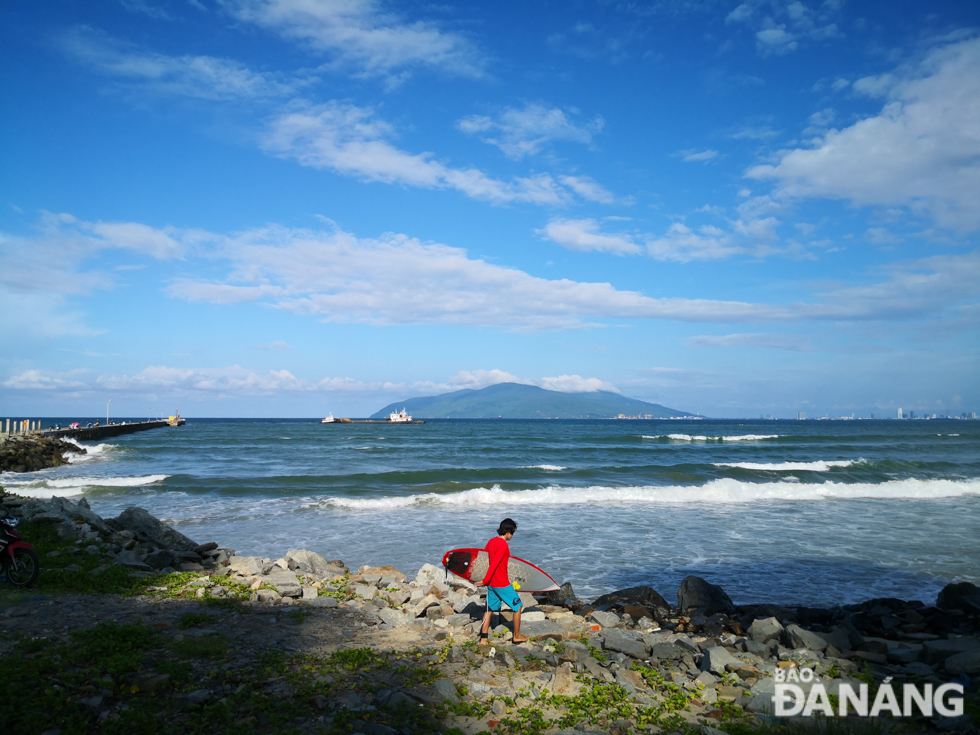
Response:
[11,215,979,336]
[2,365,619,397]
[60,26,302,100]
[262,101,601,206]
[457,103,604,160]
[678,149,719,163]
[725,0,843,56]
[687,332,813,351]
[748,36,980,230]
[219,0,486,85]
[538,218,641,255]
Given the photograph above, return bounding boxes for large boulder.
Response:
[677,576,735,615]
[285,550,347,577]
[937,581,980,614]
[783,624,829,652]
[144,549,181,570]
[699,645,740,674]
[946,649,980,676]
[601,629,648,659]
[591,585,671,620]
[747,617,783,644]
[111,507,198,551]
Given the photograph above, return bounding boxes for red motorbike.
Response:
[0,516,39,587]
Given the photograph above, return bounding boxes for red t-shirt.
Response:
[482,535,510,587]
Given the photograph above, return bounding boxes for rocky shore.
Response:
[1,488,978,735]
[0,434,86,472]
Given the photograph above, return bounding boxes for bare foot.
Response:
[512,635,530,643]
[479,637,491,646]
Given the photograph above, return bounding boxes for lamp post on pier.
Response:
[107,399,112,425]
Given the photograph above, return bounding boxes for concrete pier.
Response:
[2,417,185,442]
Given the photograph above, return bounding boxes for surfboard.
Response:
[442,548,560,593]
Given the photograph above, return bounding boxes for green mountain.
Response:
[370,382,695,419]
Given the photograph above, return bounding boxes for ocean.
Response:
[3,418,978,607]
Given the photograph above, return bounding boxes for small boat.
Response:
[320,414,336,423]
[388,408,413,423]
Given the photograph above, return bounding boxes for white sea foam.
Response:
[63,439,120,463]
[0,475,169,498]
[643,434,780,442]
[714,460,862,471]
[318,477,980,511]
[520,465,568,471]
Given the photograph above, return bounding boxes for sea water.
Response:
[3,418,978,606]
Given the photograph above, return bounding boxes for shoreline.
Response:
[2,488,978,734]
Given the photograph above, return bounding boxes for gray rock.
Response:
[355,584,378,600]
[613,669,637,694]
[432,678,459,702]
[113,550,150,571]
[747,616,784,644]
[591,585,671,620]
[519,620,567,639]
[946,649,980,676]
[113,507,198,551]
[549,662,583,695]
[937,581,980,612]
[444,613,472,627]
[306,596,339,608]
[84,545,100,555]
[253,589,281,603]
[589,610,620,628]
[267,570,302,598]
[650,642,687,660]
[888,647,921,664]
[378,608,411,628]
[923,639,980,665]
[583,656,614,683]
[783,624,829,652]
[677,576,735,615]
[185,690,212,706]
[700,646,740,674]
[602,629,647,659]
[743,639,773,658]
[904,662,936,677]
[144,549,181,570]
[285,549,346,577]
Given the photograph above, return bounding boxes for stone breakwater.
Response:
[0,434,86,472]
[1,488,978,735]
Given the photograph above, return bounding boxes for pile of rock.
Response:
[0,492,232,574]
[0,436,86,473]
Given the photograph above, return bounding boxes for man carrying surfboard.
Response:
[479,518,529,645]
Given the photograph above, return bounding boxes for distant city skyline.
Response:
[2,1,978,418]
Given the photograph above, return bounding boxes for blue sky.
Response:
[2,0,978,419]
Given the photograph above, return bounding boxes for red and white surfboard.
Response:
[442,548,560,593]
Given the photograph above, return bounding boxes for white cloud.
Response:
[2,369,86,390]
[852,73,895,98]
[725,0,841,56]
[538,375,619,393]
[60,27,300,100]
[679,149,719,163]
[557,176,616,204]
[646,223,745,262]
[457,103,604,160]
[262,102,578,206]
[748,37,980,230]
[254,340,292,350]
[220,0,485,84]
[687,332,813,351]
[538,218,641,255]
[2,364,619,399]
[12,215,978,336]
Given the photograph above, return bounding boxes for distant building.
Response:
[797,412,806,420]
[897,408,903,419]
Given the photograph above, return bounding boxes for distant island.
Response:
[370,382,697,419]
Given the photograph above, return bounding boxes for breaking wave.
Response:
[316,477,980,511]
[643,434,780,442]
[714,460,863,471]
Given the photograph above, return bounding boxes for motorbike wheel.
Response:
[5,548,40,587]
